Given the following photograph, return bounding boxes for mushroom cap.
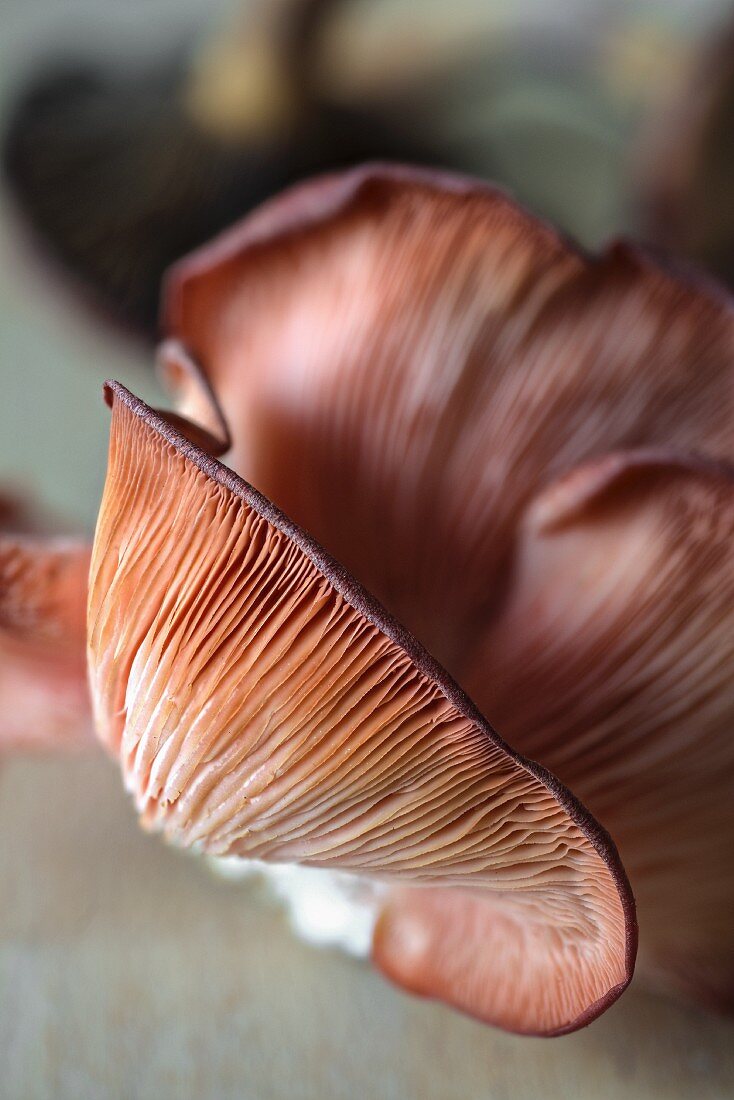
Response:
[0,528,91,751]
[163,163,734,672]
[158,164,734,1008]
[88,381,635,1036]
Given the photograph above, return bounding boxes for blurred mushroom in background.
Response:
[0,491,91,752]
[6,0,726,344]
[1,0,464,340]
[637,7,734,288]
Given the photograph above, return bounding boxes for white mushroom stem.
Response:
[210,858,386,958]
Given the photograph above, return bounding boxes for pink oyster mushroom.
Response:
[4,165,734,1031]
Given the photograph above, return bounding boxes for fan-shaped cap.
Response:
[162,163,734,671]
[88,381,635,1035]
[157,165,734,1008]
[0,518,90,751]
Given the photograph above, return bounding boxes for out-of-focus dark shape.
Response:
[1,0,450,341]
[639,13,734,286]
[6,0,714,344]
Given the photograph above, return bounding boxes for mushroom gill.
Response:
[87,382,635,1036]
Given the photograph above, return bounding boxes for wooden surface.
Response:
[2,755,734,1100]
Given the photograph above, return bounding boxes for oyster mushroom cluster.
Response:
[4,164,734,1035]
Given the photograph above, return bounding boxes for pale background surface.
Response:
[2,2,734,1097]
[4,756,734,1100]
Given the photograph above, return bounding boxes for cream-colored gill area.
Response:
[87,388,631,1034]
[464,454,734,1009]
[165,167,734,672]
[0,537,91,750]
